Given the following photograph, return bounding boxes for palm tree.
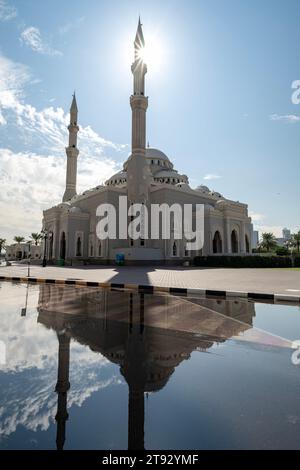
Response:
[291,231,300,253]
[29,232,42,246]
[0,238,6,255]
[260,232,277,252]
[14,236,25,244]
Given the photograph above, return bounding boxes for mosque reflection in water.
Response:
[37,285,255,450]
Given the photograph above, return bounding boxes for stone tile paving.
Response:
[0,262,300,295]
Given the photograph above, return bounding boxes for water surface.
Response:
[0,281,299,450]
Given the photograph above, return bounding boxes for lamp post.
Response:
[42,229,48,268]
[291,245,295,268]
[27,240,32,277]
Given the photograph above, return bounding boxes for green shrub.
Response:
[294,256,300,267]
[193,255,292,268]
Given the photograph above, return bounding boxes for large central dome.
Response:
[146,147,171,163]
[105,147,188,187]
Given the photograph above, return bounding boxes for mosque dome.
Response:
[105,147,188,187]
[146,147,171,163]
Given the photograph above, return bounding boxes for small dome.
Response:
[196,185,210,192]
[105,170,127,186]
[69,206,82,213]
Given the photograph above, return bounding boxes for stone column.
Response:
[240,223,246,254]
[225,218,231,254]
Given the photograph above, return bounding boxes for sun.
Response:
[121,27,167,75]
[136,33,164,71]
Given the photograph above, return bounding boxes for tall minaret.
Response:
[127,18,152,207]
[63,93,79,202]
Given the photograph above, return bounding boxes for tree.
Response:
[275,245,289,256]
[260,232,277,252]
[14,236,25,244]
[29,232,42,246]
[291,231,300,253]
[0,238,6,255]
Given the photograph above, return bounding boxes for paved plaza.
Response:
[0,263,299,296]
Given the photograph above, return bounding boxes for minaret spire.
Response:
[132,18,147,96]
[70,91,78,117]
[134,16,145,60]
[62,93,79,202]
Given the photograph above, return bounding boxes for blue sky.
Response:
[0,0,299,242]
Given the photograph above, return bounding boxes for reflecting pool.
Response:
[0,281,300,450]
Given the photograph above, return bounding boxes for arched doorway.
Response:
[76,236,82,257]
[245,234,250,253]
[60,232,66,260]
[231,230,239,253]
[172,242,177,256]
[213,231,223,253]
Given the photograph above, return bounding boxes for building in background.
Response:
[276,227,292,247]
[251,230,259,249]
[5,243,42,261]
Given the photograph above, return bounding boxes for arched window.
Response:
[98,242,102,257]
[231,230,239,253]
[90,244,93,257]
[245,234,250,253]
[76,236,82,257]
[172,242,177,256]
[213,231,223,253]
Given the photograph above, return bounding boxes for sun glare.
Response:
[137,33,165,71]
[121,29,166,74]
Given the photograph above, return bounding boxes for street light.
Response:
[42,229,48,268]
[27,240,32,277]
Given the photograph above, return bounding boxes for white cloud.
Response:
[249,211,265,222]
[59,16,85,35]
[20,26,62,56]
[0,53,128,242]
[254,225,284,238]
[0,53,30,108]
[270,114,300,123]
[249,212,298,237]
[203,174,222,180]
[0,0,17,21]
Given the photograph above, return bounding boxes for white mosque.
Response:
[42,19,253,265]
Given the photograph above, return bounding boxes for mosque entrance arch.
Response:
[213,231,223,253]
[60,232,66,260]
[231,230,239,253]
